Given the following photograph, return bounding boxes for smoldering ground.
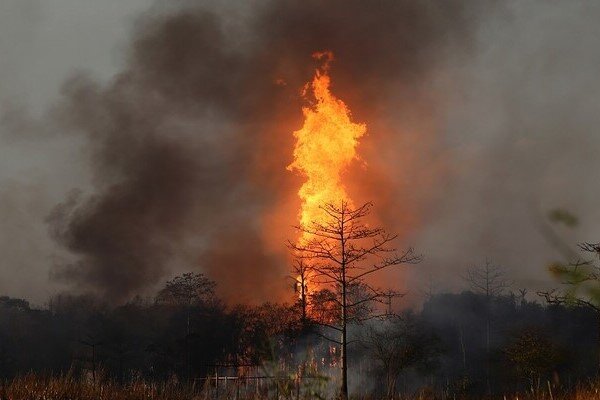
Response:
[2,0,599,304]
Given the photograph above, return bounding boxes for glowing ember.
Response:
[288,51,366,287]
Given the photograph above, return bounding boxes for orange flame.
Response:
[288,51,366,247]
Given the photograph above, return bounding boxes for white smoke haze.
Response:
[0,0,599,305]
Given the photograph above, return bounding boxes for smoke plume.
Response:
[42,0,494,302]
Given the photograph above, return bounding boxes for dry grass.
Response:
[4,374,600,400]
[0,373,307,400]
[0,374,200,400]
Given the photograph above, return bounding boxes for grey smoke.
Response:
[409,1,600,296]
[40,0,491,302]
[1,0,599,303]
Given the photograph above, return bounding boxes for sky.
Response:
[1,0,600,306]
[0,0,152,303]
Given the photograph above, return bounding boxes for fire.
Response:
[288,51,366,246]
[288,51,366,299]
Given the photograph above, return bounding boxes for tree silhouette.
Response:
[463,260,511,393]
[155,272,216,381]
[539,242,600,371]
[504,327,562,393]
[291,259,310,325]
[155,272,216,307]
[288,201,420,400]
[365,312,440,398]
[464,261,511,298]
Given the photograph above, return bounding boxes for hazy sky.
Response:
[0,0,152,303]
[1,0,600,305]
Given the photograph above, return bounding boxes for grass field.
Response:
[2,374,600,400]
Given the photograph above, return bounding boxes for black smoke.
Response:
[46,0,496,302]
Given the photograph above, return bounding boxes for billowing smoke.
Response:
[7,1,598,305]
[41,0,493,302]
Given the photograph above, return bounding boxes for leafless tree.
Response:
[291,259,310,324]
[514,288,528,307]
[463,260,511,394]
[420,274,438,301]
[288,201,421,400]
[463,261,511,350]
[464,260,511,298]
[77,335,104,383]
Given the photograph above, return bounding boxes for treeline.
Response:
[0,293,302,382]
[422,292,597,395]
[0,275,598,397]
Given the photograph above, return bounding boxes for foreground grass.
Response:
[3,375,600,400]
[0,373,322,400]
[0,374,202,400]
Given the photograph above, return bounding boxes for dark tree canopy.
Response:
[155,272,216,306]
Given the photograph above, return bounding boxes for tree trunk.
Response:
[340,230,349,400]
[301,276,307,324]
[459,325,466,370]
[597,312,600,374]
[187,304,190,382]
[386,371,397,399]
[341,274,348,400]
[341,325,348,400]
[340,213,349,400]
[485,296,491,395]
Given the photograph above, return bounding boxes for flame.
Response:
[288,51,366,246]
[288,51,366,299]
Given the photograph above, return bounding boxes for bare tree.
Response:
[291,259,310,325]
[464,261,511,348]
[516,288,528,306]
[464,261,511,298]
[288,201,421,400]
[463,260,511,394]
[420,274,438,301]
[78,335,104,383]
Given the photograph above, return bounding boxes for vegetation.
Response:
[288,201,420,399]
[1,205,600,399]
[7,374,600,399]
[504,327,562,392]
[2,284,600,398]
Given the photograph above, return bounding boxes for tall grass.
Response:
[0,373,200,400]
[3,374,600,400]
[0,372,322,400]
